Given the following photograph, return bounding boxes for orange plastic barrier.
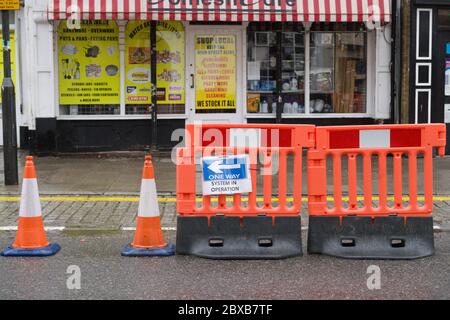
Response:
[307,124,446,259]
[177,123,315,216]
[175,123,446,260]
[308,124,446,217]
[176,123,315,259]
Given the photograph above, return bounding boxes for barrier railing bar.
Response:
[378,151,388,213]
[233,193,241,211]
[333,153,342,213]
[263,150,272,209]
[363,152,372,212]
[408,150,418,211]
[249,149,258,211]
[278,150,287,211]
[348,153,358,210]
[293,148,302,211]
[393,152,403,209]
[424,148,433,212]
[218,194,227,210]
[324,147,427,154]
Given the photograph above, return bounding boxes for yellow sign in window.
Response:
[195,35,236,111]
[57,21,120,105]
[0,0,20,10]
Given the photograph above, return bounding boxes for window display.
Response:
[58,20,185,116]
[247,23,305,115]
[281,31,305,114]
[310,30,367,114]
[125,21,185,115]
[155,21,185,114]
[58,20,120,114]
[247,23,367,116]
[247,23,305,114]
[125,21,151,111]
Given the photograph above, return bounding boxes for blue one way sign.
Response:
[201,154,252,195]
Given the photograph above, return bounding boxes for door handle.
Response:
[190,74,195,89]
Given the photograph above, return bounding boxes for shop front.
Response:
[409,0,450,154]
[22,0,392,153]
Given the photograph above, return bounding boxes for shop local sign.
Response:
[202,155,251,195]
[0,0,20,10]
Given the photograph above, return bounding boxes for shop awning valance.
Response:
[48,0,391,23]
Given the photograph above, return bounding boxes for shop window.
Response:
[125,21,152,114]
[125,21,185,115]
[247,23,305,115]
[58,20,120,116]
[310,30,367,113]
[246,23,366,116]
[155,21,185,114]
[58,20,185,117]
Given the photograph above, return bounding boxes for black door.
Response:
[435,30,450,154]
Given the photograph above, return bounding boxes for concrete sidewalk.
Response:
[0,150,177,194]
[1,150,450,195]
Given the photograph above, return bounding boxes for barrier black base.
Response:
[307,216,435,260]
[176,215,302,259]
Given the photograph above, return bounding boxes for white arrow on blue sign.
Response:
[201,154,252,195]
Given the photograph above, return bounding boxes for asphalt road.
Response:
[1,230,450,300]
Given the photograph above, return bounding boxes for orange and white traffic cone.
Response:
[122,155,175,256]
[1,156,60,257]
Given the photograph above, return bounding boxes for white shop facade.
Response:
[13,0,392,153]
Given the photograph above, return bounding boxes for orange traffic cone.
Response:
[122,155,175,256]
[1,156,60,257]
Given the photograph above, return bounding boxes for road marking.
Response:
[0,225,445,232]
[0,226,66,231]
[0,226,175,231]
[1,195,450,202]
[121,226,176,231]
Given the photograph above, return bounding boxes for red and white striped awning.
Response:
[48,0,391,23]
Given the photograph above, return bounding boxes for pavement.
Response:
[0,150,450,299]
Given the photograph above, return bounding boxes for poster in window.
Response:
[125,21,151,104]
[195,35,236,111]
[58,21,120,105]
[156,21,185,105]
[0,31,16,103]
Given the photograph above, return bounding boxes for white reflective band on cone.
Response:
[359,129,390,148]
[19,179,42,217]
[138,179,160,217]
